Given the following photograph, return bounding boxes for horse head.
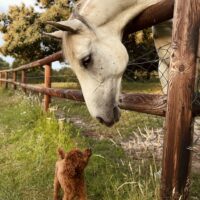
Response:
[45,13,129,126]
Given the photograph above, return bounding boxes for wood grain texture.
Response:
[21,70,26,93]
[2,78,200,117]
[161,0,200,199]
[5,72,8,89]
[124,0,174,35]
[119,93,166,116]
[13,72,17,90]
[0,78,167,115]
[0,51,63,73]
[0,73,2,87]
[44,64,52,112]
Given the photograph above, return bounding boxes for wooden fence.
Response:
[0,0,199,199]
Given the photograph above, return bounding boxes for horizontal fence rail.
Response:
[0,51,63,73]
[1,78,200,117]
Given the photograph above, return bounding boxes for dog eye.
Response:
[81,54,92,68]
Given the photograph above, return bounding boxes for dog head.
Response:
[58,148,92,177]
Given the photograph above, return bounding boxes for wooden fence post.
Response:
[13,71,17,90]
[5,72,8,89]
[21,70,26,93]
[161,0,200,199]
[44,64,51,112]
[0,73,1,86]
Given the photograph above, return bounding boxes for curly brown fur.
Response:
[54,148,92,200]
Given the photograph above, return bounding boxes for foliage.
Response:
[0,5,42,64]
[0,0,70,66]
[0,57,9,69]
[36,0,55,9]
[123,29,158,81]
[52,66,78,83]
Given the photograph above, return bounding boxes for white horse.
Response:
[45,0,171,126]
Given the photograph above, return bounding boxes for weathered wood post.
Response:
[5,72,8,89]
[44,64,51,111]
[161,0,200,199]
[21,70,26,93]
[0,72,2,87]
[13,71,17,90]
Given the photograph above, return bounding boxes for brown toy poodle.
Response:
[54,148,92,200]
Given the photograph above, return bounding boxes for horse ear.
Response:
[45,20,80,33]
[43,31,63,41]
[45,18,93,34]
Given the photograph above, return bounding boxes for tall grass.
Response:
[1,88,199,200]
[0,89,161,199]
[0,89,78,200]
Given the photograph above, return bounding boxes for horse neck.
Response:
[79,0,161,28]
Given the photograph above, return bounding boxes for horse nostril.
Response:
[113,106,120,122]
[96,116,104,124]
[96,116,114,127]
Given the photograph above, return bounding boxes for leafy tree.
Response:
[52,66,78,82]
[0,1,70,67]
[0,57,10,69]
[0,5,42,64]
[0,0,158,80]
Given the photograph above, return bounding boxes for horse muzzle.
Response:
[96,106,121,127]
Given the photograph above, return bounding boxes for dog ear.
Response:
[85,148,92,157]
[57,148,65,159]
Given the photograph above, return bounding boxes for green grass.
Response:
[0,84,200,200]
[35,80,162,93]
[51,98,163,140]
[121,80,162,93]
[43,80,163,139]
[33,80,164,140]
[36,82,81,90]
[37,80,164,139]
[0,88,161,200]
[0,89,77,200]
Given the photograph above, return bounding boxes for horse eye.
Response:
[81,54,92,68]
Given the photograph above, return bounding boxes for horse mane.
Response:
[69,0,94,32]
[76,0,86,11]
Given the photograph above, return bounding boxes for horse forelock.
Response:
[62,32,92,66]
